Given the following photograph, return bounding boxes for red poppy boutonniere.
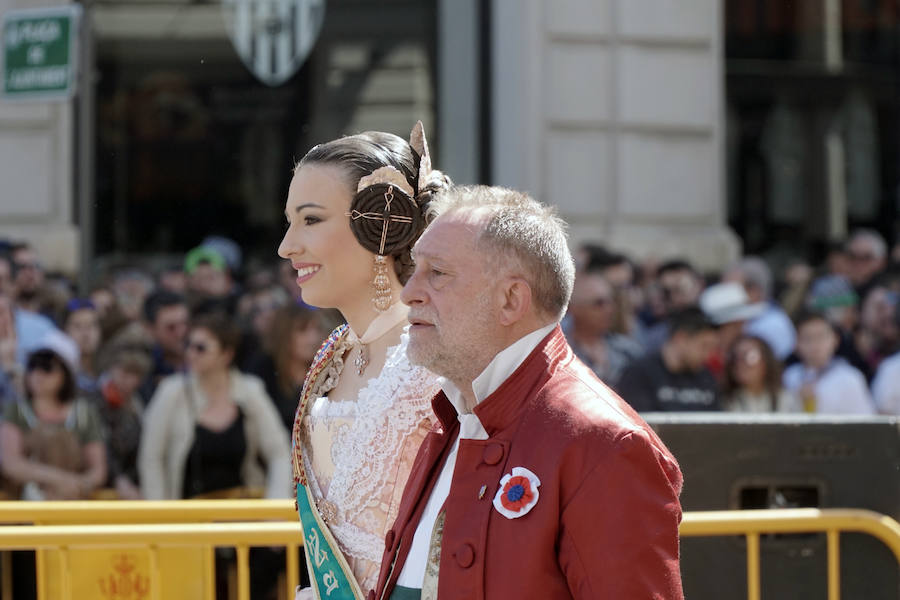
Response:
[492,467,541,519]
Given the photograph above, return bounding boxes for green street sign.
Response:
[2,5,81,101]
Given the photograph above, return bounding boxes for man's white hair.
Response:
[427,185,575,320]
[848,228,887,259]
[730,256,773,299]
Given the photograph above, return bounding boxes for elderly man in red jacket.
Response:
[372,186,684,600]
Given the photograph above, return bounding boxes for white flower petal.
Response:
[492,466,541,520]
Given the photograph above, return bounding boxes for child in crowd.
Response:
[94,348,152,499]
[782,311,875,415]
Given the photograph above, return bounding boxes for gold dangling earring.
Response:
[372,255,392,312]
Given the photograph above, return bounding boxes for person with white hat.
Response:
[0,330,107,500]
[699,281,767,381]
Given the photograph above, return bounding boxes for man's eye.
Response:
[304,215,322,225]
[431,269,445,277]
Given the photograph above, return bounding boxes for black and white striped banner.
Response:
[222,0,325,87]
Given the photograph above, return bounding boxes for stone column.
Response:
[492,0,739,272]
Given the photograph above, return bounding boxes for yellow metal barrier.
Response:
[0,499,298,524]
[0,500,302,600]
[0,503,897,600]
[0,521,302,600]
[679,508,900,600]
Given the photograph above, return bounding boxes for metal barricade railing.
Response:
[0,499,298,524]
[0,499,302,600]
[679,508,900,600]
[0,503,898,600]
[0,521,302,600]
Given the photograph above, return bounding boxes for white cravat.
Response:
[396,323,556,588]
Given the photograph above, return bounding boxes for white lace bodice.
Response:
[300,330,439,592]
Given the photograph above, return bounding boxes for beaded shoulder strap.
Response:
[291,323,350,487]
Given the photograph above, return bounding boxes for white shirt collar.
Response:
[440,323,557,417]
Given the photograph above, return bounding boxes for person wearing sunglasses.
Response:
[138,290,190,405]
[0,331,107,500]
[138,312,290,501]
[9,243,46,316]
[2,247,57,369]
[565,269,642,386]
[845,229,888,294]
[641,259,705,353]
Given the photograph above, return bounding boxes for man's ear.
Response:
[497,277,533,326]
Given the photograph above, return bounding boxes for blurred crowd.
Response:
[566,228,900,417]
[0,236,339,504]
[0,227,897,504]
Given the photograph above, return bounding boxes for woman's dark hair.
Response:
[190,312,242,356]
[266,303,321,395]
[297,130,451,283]
[62,298,96,328]
[25,350,77,403]
[723,334,783,410]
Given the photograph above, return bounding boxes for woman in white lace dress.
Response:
[278,123,450,599]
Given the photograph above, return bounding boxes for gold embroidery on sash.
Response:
[420,510,445,600]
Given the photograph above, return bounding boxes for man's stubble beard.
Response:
[407,296,498,386]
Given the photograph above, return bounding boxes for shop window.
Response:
[725,0,900,263]
[92,0,437,273]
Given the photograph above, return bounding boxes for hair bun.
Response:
[416,169,452,214]
[348,183,425,257]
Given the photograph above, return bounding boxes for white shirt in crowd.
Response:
[871,352,900,415]
[782,358,876,415]
[745,303,796,361]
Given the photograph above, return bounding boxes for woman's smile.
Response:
[293,263,321,285]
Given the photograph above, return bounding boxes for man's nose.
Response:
[400,269,425,306]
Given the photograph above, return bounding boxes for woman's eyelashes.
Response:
[303,214,323,226]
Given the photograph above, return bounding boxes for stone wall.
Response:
[491,0,739,272]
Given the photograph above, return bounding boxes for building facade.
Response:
[5,0,895,280]
[0,0,77,272]
[491,0,736,271]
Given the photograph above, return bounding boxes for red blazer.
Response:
[371,327,685,599]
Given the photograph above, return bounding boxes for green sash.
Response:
[389,586,422,600]
[292,325,364,599]
[296,482,364,599]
